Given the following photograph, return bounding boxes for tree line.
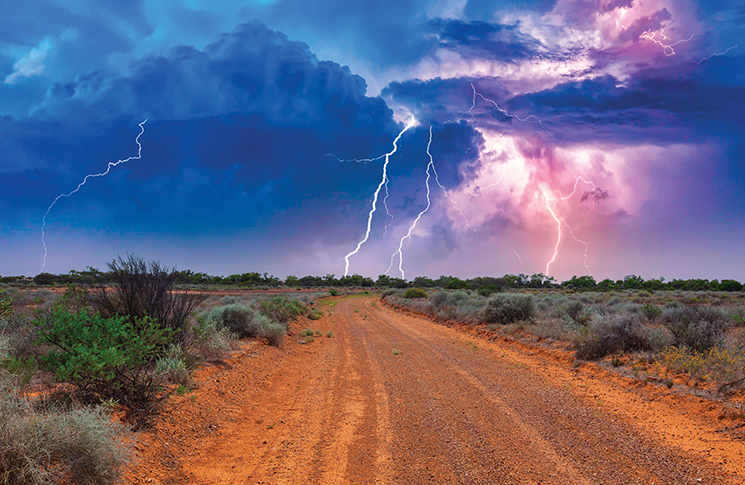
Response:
[3,268,743,292]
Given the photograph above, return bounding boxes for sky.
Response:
[1,0,743,282]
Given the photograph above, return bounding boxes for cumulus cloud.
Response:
[4,38,53,84]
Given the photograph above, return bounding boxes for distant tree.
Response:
[33,272,57,286]
[412,276,435,288]
[562,275,596,289]
[719,279,744,292]
[597,279,617,290]
[622,275,644,290]
[376,275,392,287]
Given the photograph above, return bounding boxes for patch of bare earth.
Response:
[126,296,745,484]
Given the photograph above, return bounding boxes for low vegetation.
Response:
[382,287,745,391]
[0,254,319,484]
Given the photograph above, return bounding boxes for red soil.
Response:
[125,295,745,484]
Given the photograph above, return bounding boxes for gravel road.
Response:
[137,295,744,484]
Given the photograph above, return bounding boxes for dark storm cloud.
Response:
[0,22,411,243]
[429,19,543,62]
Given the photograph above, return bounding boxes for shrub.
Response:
[186,316,234,359]
[220,295,241,305]
[563,300,585,325]
[207,304,269,336]
[328,289,339,297]
[662,305,729,352]
[0,292,12,319]
[91,254,207,341]
[640,303,662,323]
[403,288,428,299]
[155,345,190,386]
[381,289,398,300]
[0,390,131,485]
[430,291,448,307]
[481,294,535,325]
[264,322,285,347]
[662,345,745,384]
[478,285,499,297]
[36,307,173,428]
[258,297,306,325]
[206,304,285,346]
[575,313,652,360]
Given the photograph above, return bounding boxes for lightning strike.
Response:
[543,191,563,277]
[640,30,694,56]
[41,119,147,272]
[387,126,435,279]
[514,250,524,272]
[543,183,593,277]
[469,83,549,133]
[382,175,394,238]
[690,45,738,64]
[559,175,599,216]
[563,221,592,276]
[343,118,417,276]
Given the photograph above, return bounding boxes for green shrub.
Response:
[155,345,190,386]
[403,288,428,299]
[0,292,13,319]
[307,308,323,320]
[258,297,307,325]
[264,322,285,347]
[478,285,499,297]
[575,313,652,360]
[328,289,339,297]
[563,300,586,325]
[662,305,729,352]
[187,316,234,359]
[36,307,173,428]
[481,294,536,325]
[206,304,286,346]
[640,303,663,323]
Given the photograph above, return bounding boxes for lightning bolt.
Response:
[690,44,738,64]
[469,83,549,134]
[382,175,394,238]
[514,250,524,272]
[543,183,593,277]
[640,30,694,56]
[387,126,435,279]
[559,175,598,216]
[343,118,417,276]
[41,119,147,272]
[543,190,563,277]
[563,221,592,276]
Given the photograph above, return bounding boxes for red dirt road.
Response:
[128,296,745,484]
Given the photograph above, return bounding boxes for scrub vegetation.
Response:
[0,255,318,483]
[382,285,745,391]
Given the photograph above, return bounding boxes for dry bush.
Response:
[481,294,535,325]
[0,338,132,484]
[575,313,653,360]
[92,254,207,341]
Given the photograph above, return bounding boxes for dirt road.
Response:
[130,295,745,484]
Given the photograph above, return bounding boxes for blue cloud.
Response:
[429,19,543,62]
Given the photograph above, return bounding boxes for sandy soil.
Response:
[126,295,745,484]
